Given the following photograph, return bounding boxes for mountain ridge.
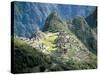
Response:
[12,2,97,73]
[14,2,96,37]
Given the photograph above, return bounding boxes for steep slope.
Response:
[85,7,97,28]
[43,12,67,32]
[15,12,97,70]
[12,2,97,72]
[14,29,97,72]
[68,16,97,54]
[13,2,96,37]
[53,32,97,70]
[13,37,52,73]
[12,9,97,73]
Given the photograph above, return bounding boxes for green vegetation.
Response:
[13,37,52,73]
[43,12,67,32]
[68,16,97,54]
[41,32,58,52]
[13,12,97,73]
[13,30,97,73]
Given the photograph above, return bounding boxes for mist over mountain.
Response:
[14,2,96,37]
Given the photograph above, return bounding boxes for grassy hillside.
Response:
[13,12,97,73]
[13,30,97,73]
[13,37,52,73]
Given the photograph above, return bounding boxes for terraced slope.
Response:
[13,29,97,73]
[12,9,97,73]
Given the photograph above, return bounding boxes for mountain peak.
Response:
[43,12,67,32]
[50,12,58,17]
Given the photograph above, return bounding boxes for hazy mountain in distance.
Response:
[13,2,96,37]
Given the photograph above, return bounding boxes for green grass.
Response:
[41,32,58,52]
[12,31,97,73]
[13,37,52,73]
